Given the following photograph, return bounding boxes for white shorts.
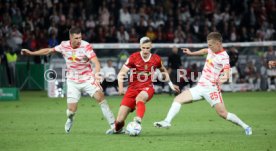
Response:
[189,85,223,107]
[66,80,101,103]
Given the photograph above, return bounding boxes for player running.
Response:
[21,27,115,133]
[106,37,180,134]
[154,32,252,136]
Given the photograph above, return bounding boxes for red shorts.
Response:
[120,86,155,110]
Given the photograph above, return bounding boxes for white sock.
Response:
[66,109,75,120]
[99,100,115,128]
[164,102,182,123]
[226,112,249,129]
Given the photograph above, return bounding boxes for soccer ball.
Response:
[126,121,142,136]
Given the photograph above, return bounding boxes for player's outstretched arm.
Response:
[159,64,180,93]
[21,48,54,56]
[182,48,208,56]
[117,65,129,95]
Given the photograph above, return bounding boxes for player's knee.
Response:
[174,90,193,104]
[68,106,77,112]
[174,95,189,104]
[173,96,182,104]
[216,110,227,119]
[94,91,105,103]
[135,96,147,102]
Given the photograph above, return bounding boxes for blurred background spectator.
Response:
[263,46,276,91]
[5,48,17,86]
[227,47,239,91]
[0,0,276,91]
[101,59,118,95]
[0,0,274,51]
[245,61,261,91]
[167,46,182,95]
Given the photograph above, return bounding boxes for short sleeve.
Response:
[221,57,230,70]
[85,44,96,59]
[156,56,162,68]
[207,48,212,54]
[124,55,135,69]
[54,44,63,53]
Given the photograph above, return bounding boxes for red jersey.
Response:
[124,51,162,89]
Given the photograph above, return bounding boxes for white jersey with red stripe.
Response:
[53,40,96,83]
[198,48,230,87]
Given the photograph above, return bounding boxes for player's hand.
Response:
[172,84,180,93]
[21,49,33,55]
[94,72,104,84]
[118,87,125,95]
[96,76,104,84]
[216,81,222,86]
[182,48,192,55]
[268,61,276,68]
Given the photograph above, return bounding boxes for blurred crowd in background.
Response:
[0,0,276,92]
[0,0,275,52]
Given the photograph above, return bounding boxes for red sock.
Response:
[136,101,146,119]
[115,120,124,131]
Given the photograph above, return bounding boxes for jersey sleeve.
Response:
[156,56,162,68]
[124,55,135,69]
[84,44,96,59]
[207,48,212,54]
[53,43,63,53]
[221,56,230,70]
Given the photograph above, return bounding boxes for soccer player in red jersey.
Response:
[106,37,180,134]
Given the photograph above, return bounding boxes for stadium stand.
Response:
[0,0,276,92]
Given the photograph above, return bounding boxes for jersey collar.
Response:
[70,41,81,49]
[214,48,225,54]
[140,51,152,62]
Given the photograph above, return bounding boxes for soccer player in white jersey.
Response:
[154,32,252,135]
[21,27,115,133]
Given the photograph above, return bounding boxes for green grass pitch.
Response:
[0,91,275,151]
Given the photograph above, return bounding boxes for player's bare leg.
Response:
[93,90,115,129]
[107,91,149,134]
[214,103,252,135]
[116,106,131,130]
[134,91,148,124]
[106,105,131,134]
[154,90,193,128]
[65,102,78,133]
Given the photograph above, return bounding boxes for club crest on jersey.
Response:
[72,51,77,62]
[207,59,213,64]
[68,51,79,62]
[144,65,148,70]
